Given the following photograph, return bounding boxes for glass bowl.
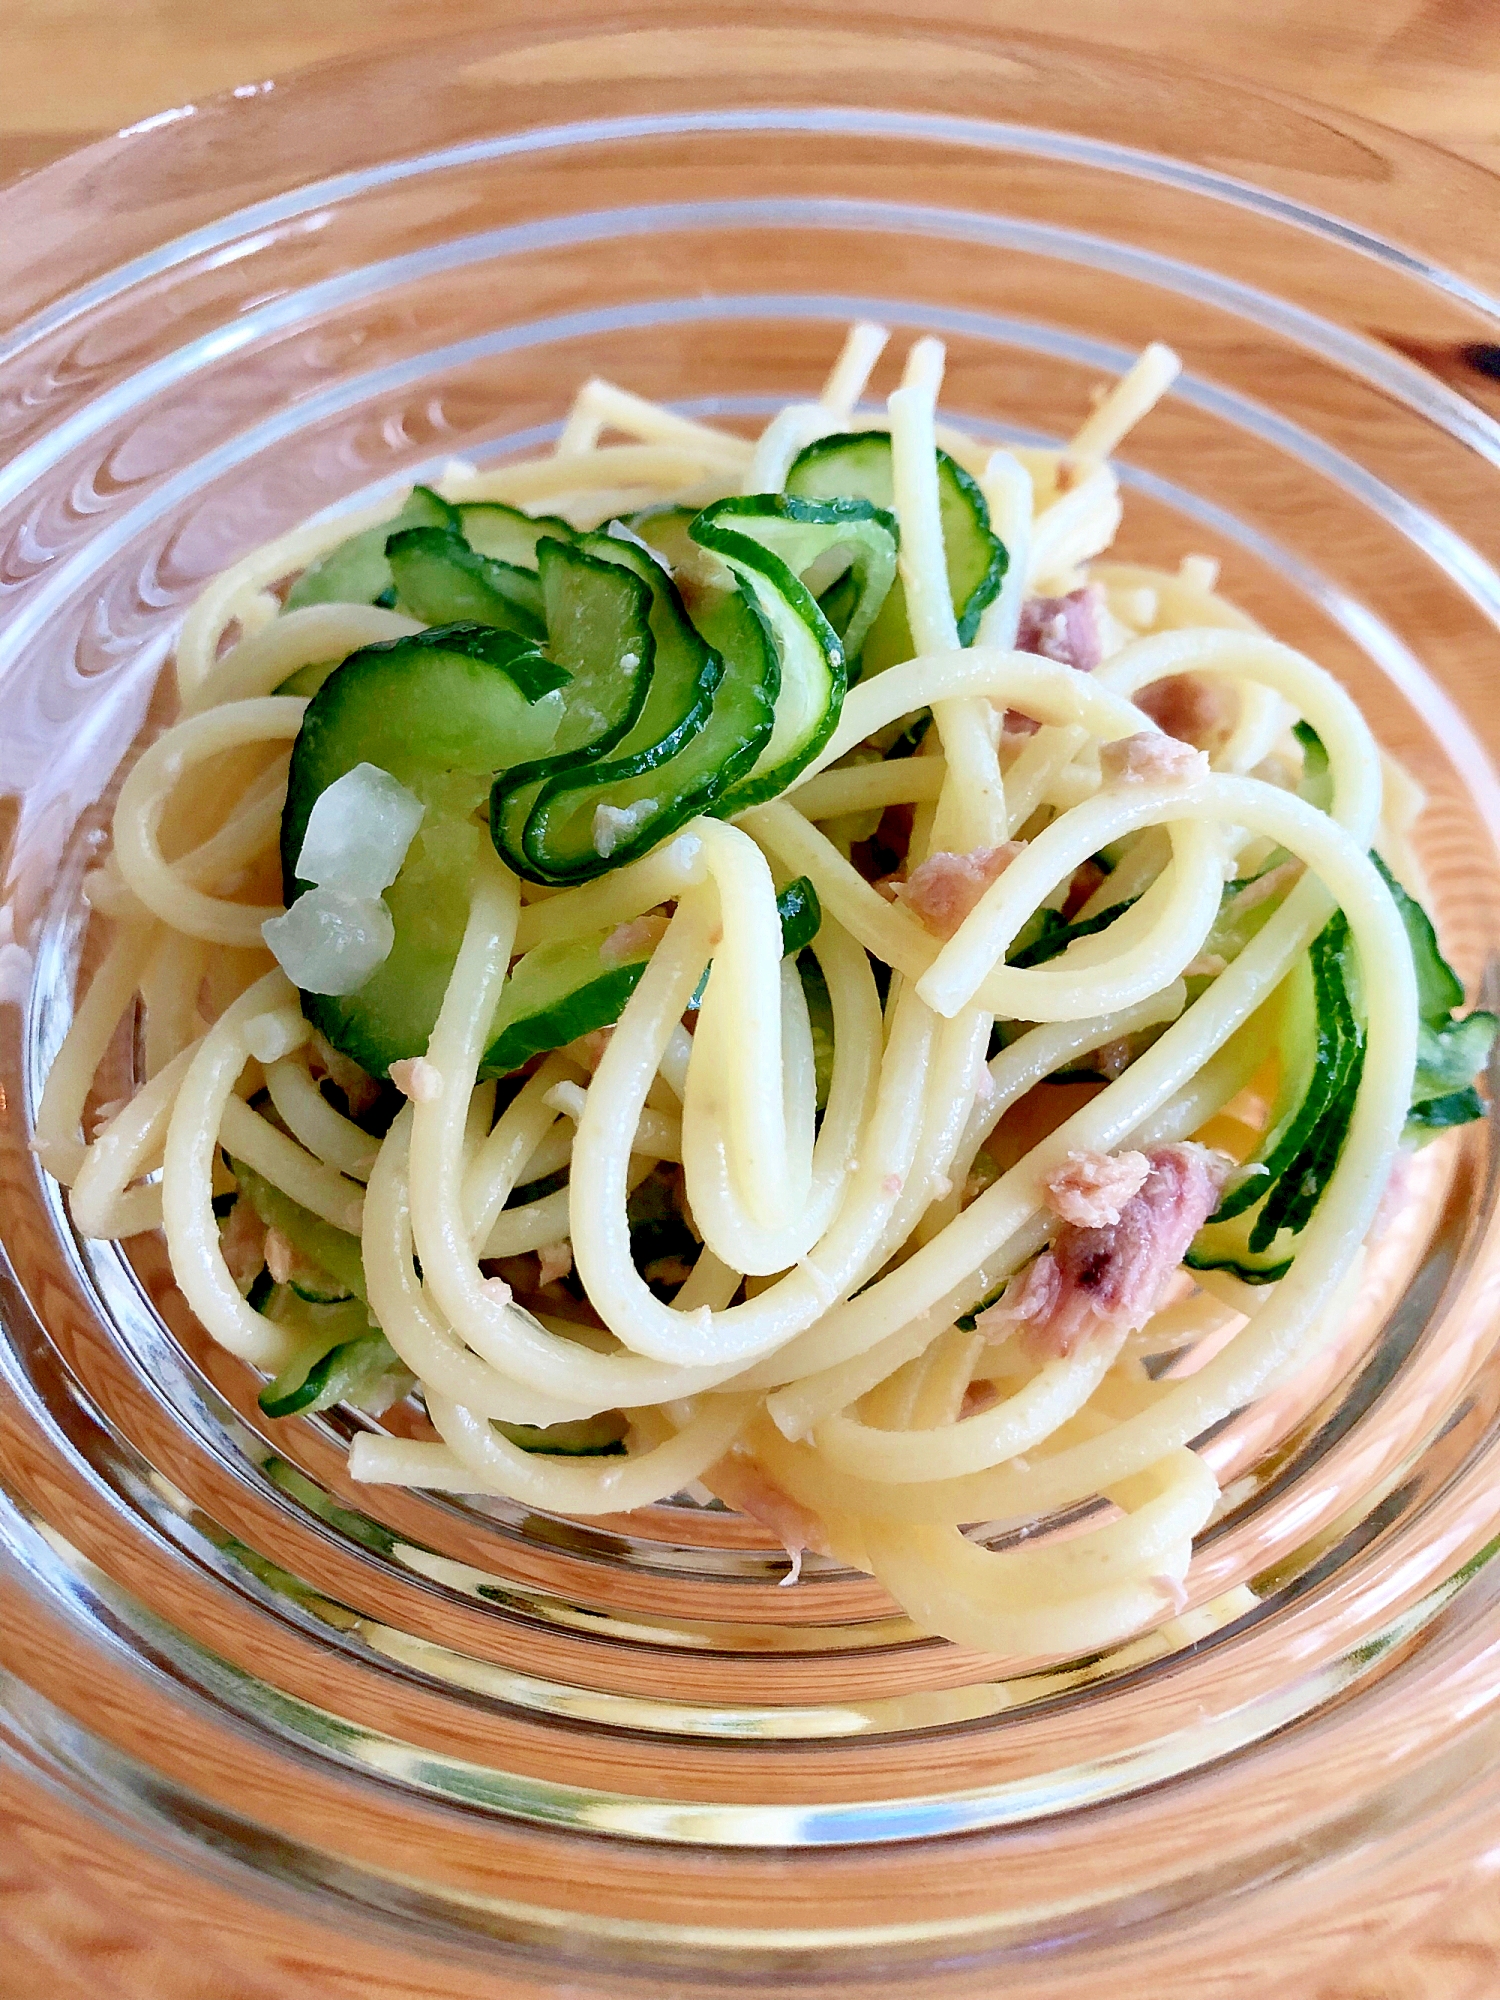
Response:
[4,15,1500,1996]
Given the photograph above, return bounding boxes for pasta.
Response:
[37,323,1494,1662]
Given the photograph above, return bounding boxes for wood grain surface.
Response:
[3,3,1500,1996]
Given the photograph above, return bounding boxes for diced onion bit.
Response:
[262,886,395,996]
[591,798,657,859]
[295,761,426,896]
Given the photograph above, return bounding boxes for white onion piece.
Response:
[262,886,395,995]
[296,762,425,895]
[592,798,657,858]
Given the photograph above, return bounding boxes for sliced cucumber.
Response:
[817,566,862,652]
[290,1272,355,1304]
[775,873,823,955]
[285,486,457,611]
[628,506,785,817]
[1205,860,1302,965]
[282,622,570,1076]
[275,659,339,698]
[483,926,658,1076]
[798,951,835,1111]
[709,493,899,667]
[1294,720,1333,813]
[386,525,545,642]
[228,1156,368,1301]
[257,1295,408,1419]
[1007,896,1139,970]
[785,430,1006,672]
[457,501,577,566]
[1187,912,1365,1279]
[627,504,700,571]
[1180,1204,1291,1285]
[495,1411,628,1456]
[488,542,658,876]
[496,533,723,884]
[690,497,849,813]
[688,876,824,1011]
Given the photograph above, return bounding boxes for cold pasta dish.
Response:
[37,325,1496,1658]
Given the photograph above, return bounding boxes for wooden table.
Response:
[3,4,1500,1995]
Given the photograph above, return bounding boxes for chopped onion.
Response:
[592,797,657,859]
[262,886,395,996]
[296,762,425,896]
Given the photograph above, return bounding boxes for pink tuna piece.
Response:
[1016,586,1106,673]
[600,911,671,966]
[1042,1148,1151,1229]
[895,840,1025,939]
[536,1239,573,1287]
[979,1142,1231,1358]
[1100,731,1210,787]
[1136,673,1234,749]
[220,1194,268,1294]
[706,1449,830,1561]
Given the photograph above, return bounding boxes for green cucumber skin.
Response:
[386,526,546,642]
[457,501,577,567]
[629,505,782,818]
[1188,914,1364,1278]
[511,532,725,883]
[495,1412,628,1456]
[484,876,819,1075]
[785,430,1007,664]
[284,486,457,611]
[259,1317,402,1419]
[699,492,899,673]
[489,541,658,876]
[226,1161,367,1302]
[483,930,654,1076]
[775,874,822,956]
[275,660,338,698]
[690,502,847,815]
[626,504,700,570]
[282,623,569,1077]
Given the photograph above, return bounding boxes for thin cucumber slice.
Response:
[627,504,701,571]
[275,660,339,698]
[285,486,457,610]
[282,622,570,1076]
[483,925,658,1076]
[775,873,822,956]
[495,1411,628,1456]
[488,541,658,874]
[257,1295,407,1419]
[1187,913,1365,1279]
[228,1156,368,1301]
[690,497,849,814]
[630,503,784,809]
[290,1272,354,1304]
[798,951,835,1111]
[495,874,823,1071]
[1179,1206,1291,1286]
[1205,959,1318,1226]
[785,431,1007,672]
[689,876,824,1010]
[710,493,897,669]
[386,526,545,641]
[457,501,578,566]
[503,532,724,883]
[817,567,862,649]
